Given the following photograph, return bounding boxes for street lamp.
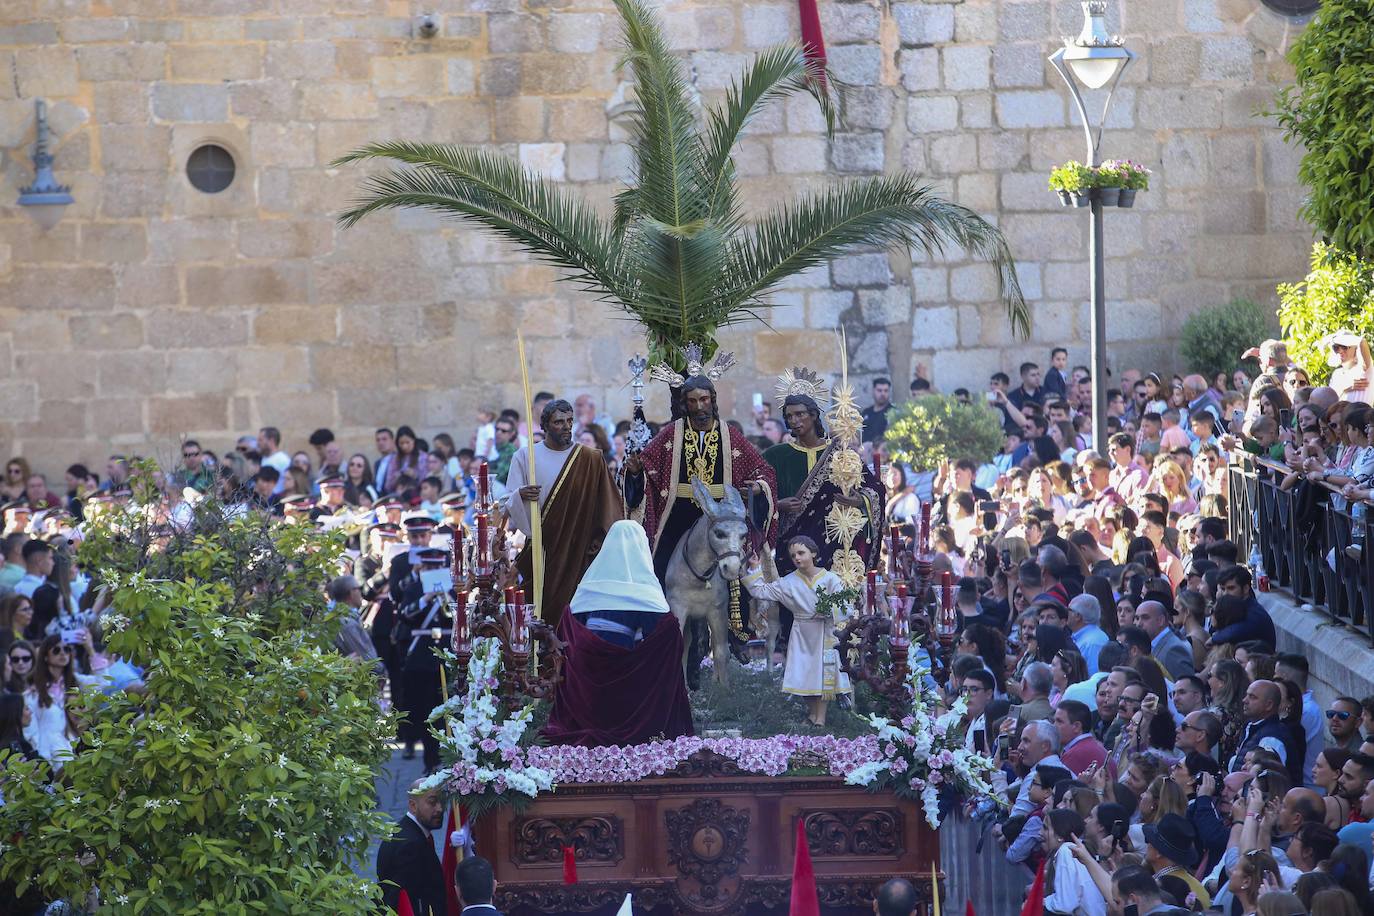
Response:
[16,100,74,231]
[1050,1,1134,452]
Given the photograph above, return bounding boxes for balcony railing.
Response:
[1226,454,1374,644]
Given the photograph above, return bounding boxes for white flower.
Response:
[278,753,289,768]
[239,804,248,816]
[273,829,285,840]
[115,894,130,905]
[210,626,225,638]
[265,795,280,808]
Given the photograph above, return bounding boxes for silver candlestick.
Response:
[626,354,651,454]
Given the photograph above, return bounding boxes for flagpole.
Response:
[517,331,545,631]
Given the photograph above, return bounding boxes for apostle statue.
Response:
[621,346,777,581]
[764,368,885,579]
[506,398,623,627]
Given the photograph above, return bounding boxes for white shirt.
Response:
[263,450,291,495]
[1042,843,1108,916]
[503,442,578,537]
[14,572,45,598]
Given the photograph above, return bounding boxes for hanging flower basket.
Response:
[1049,160,1093,207]
[1049,159,1151,208]
[1100,159,1151,208]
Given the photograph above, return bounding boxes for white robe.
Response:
[744,568,851,698]
[503,442,577,537]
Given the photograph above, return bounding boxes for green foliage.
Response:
[689,661,878,739]
[335,0,1029,365]
[1048,161,1093,193]
[1178,298,1274,378]
[1273,0,1374,258]
[883,395,1006,472]
[814,584,861,620]
[1277,242,1374,384]
[0,499,394,914]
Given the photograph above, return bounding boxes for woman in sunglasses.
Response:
[23,633,99,768]
[0,593,33,656]
[5,639,36,693]
[1325,329,1374,406]
[1,457,29,503]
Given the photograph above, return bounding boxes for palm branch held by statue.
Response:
[333,0,1029,366]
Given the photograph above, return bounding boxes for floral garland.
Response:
[842,659,1002,828]
[419,637,553,813]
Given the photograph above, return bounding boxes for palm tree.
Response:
[335,0,1028,369]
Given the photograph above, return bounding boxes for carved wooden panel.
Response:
[513,815,623,866]
[665,798,750,912]
[802,807,904,858]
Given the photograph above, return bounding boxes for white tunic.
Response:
[744,568,851,698]
[504,442,578,537]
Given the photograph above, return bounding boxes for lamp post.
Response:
[1049,1,1133,453]
[16,100,74,231]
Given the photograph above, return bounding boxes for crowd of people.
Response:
[3,327,1374,914]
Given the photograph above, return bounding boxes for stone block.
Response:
[1015,261,1043,301]
[142,308,246,349]
[851,330,889,373]
[993,43,1045,88]
[942,45,990,91]
[1000,171,1053,211]
[76,44,165,83]
[1200,36,1254,82]
[79,223,148,263]
[251,123,317,168]
[831,253,892,288]
[1208,133,1258,189]
[232,81,299,121]
[1184,0,1224,33]
[956,173,998,211]
[88,398,145,439]
[928,134,976,175]
[479,56,521,97]
[858,287,908,327]
[901,138,927,173]
[995,90,1064,128]
[316,262,435,305]
[828,45,882,86]
[235,347,311,392]
[754,330,842,376]
[691,52,754,92]
[820,3,881,43]
[67,313,143,351]
[489,14,545,53]
[1138,88,1223,130]
[99,126,171,172]
[930,346,1004,394]
[0,22,59,44]
[1261,133,1302,187]
[252,306,339,345]
[950,264,1000,303]
[1001,213,1082,261]
[237,221,334,260]
[96,351,166,398]
[954,4,997,43]
[830,132,885,173]
[808,289,854,326]
[960,94,993,129]
[373,56,447,97]
[892,4,955,46]
[170,44,261,81]
[911,305,959,349]
[771,136,828,174]
[844,88,895,130]
[909,266,948,303]
[149,395,228,435]
[145,219,232,263]
[444,59,476,96]
[312,344,399,389]
[11,268,115,311]
[185,264,310,306]
[1100,299,1162,341]
[520,54,596,95]
[899,48,940,91]
[549,12,604,53]
[998,1,1050,42]
[245,19,299,40]
[300,83,381,122]
[151,83,228,122]
[784,93,827,134]
[265,40,337,79]
[978,132,1028,170]
[743,5,793,48]
[908,95,958,133]
[16,47,78,98]
[94,83,152,125]
[166,349,238,394]
[518,143,566,182]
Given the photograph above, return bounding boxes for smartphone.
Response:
[60,628,83,646]
[973,729,987,754]
[1279,408,1292,429]
[1124,906,1139,916]
[999,548,1012,569]
[752,392,764,410]
[979,500,999,514]
[1009,704,1022,723]
[1231,408,1244,432]
[986,391,998,403]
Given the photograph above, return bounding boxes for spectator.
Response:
[861,377,894,444]
[1132,598,1193,679]
[873,877,918,916]
[1210,566,1276,651]
[1008,361,1043,412]
[1055,699,1108,777]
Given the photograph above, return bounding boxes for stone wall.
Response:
[0,0,1315,473]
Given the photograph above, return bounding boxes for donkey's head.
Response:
[691,478,750,581]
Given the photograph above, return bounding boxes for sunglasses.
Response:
[48,646,71,656]
[9,654,33,664]
[1326,710,1353,721]
[183,451,201,458]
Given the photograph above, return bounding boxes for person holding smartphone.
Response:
[1040,808,1108,916]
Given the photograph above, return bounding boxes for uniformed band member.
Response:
[395,545,456,773]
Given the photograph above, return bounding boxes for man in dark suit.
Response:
[377,780,446,916]
[456,855,501,915]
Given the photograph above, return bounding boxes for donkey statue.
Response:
[664,478,750,686]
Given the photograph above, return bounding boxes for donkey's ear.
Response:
[723,485,745,514]
[691,477,715,516]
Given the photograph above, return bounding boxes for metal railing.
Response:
[1226,455,1374,644]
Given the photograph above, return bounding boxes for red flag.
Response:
[562,844,578,885]
[966,900,976,916]
[788,819,820,916]
[440,805,461,916]
[397,889,415,916]
[1019,859,1046,916]
[797,0,827,72]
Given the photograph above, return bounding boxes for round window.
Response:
[1259,0,1319,16]
[186,143,236,194]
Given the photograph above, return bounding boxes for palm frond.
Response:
[724,175,1030,337]
[333,141,627,301]
[700,45,835,226]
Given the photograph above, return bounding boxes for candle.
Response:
[504,586,516,608]
[478,461,489,505]
[453,527,464,578]
[452,591,469,652]
[514,588,525,607]
[919,501,931,553]
[940,571,953,609]
[866,570,878,613]
[476,513,489,570]
[895,581,908,598]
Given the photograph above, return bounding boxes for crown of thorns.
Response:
[648,343,737,388]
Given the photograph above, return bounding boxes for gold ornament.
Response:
[830,549,866,587]
[774,366,831,408]
[684,428,720,489]
[827,381,863,446]
[828,448,863,496]
[824,503,865,547]
[648,342,737,388]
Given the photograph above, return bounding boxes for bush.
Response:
[1277,242,1374,384]
[1178,298,1274,378]
[883,394,1005,471]
[1273,0,1374,258]
[0,497,394,913]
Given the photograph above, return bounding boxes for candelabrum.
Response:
[625,355,651,455]
[450,464,564,702]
